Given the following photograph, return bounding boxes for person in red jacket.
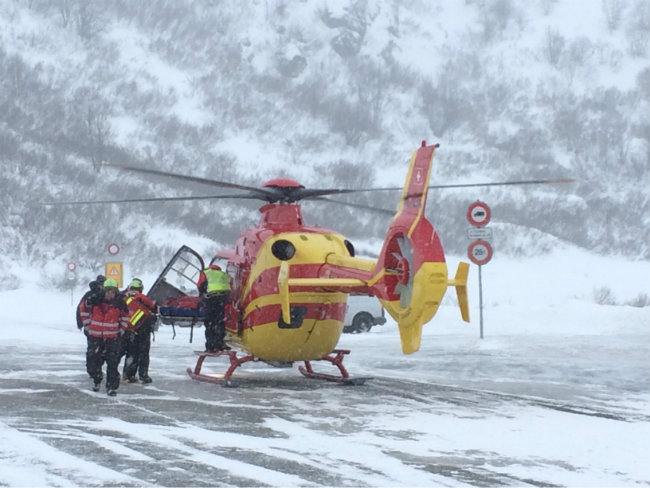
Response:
[79,278,130,396]
[122,278,157,384]
[76,274,105,331]
[76,274,105,376]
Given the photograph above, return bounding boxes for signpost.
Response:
[467,227,493,241]
[468,240,493,266]
[105,262,124,288]
[467,201,492,339]
[106,243,123,288]
[66,261,76,305]
[467,201,491,227]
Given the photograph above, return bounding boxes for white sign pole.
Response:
[67,262,76,305]
[478,264,484,339]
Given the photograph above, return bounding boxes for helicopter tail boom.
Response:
[271,141,469,356]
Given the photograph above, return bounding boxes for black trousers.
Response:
[203,293,228,351]
[123,319,154,379]
[86,335,122,390]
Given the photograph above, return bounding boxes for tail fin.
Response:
[449,262,470,322]
[371,142,469,354]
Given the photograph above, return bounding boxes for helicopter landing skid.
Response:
[187,350,255,386]
[298,349,370,385]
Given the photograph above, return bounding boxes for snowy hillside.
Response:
[0,0,648,288]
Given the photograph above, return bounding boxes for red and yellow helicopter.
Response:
[47,140,570,385]
[140,141,469,385]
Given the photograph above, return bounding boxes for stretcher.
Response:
[158,295,205,327]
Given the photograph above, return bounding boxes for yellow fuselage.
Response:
[227,231,353,361]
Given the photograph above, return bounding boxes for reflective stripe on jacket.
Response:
[77,299,91,328]
[204,268,230,294]
[124,290,156,330]
[82,301,129,339]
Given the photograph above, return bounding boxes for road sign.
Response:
[105,262,124,288]
[467,201,491,227]
[67,261,76,272]
[468,240,493,266]
[467,227,493,240]
[107,243,120,255]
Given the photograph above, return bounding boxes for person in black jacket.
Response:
[76,275,105,390]
[76,275,105,331]
[197,265,231,352]
[122,278,157,384]
[79,278,130,396]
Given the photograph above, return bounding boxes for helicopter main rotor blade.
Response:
[305,178,574,214]
[297,188,362,199]
[299,177,574,210]
[103,163,573,198]
[342,178,575,193]
[309,197,394,215]
[53,163,573,208]
[428,178,575,190]
[39,193,261,206]
[102,163,277,199]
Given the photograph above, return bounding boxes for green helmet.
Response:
[103,278,119,291]
[129,278,144,291]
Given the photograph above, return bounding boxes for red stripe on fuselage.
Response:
[243,263,324,305]
[241,301,347,331]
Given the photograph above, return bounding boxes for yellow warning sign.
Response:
[105,262,123,288]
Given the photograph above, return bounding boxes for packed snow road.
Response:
[2,252,650,487]
[0,319,648,487]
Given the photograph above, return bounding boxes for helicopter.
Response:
[134,141,469,385]
[45,140,572,385]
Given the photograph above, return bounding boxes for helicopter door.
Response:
[147,245,205,305]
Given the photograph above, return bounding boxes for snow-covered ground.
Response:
[0,248,648,486]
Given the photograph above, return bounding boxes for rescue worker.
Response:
[76,274,105,330]
[76,275,105,376]
[197,264,231,351]
[122,278,157,384]
[78,278,130,396]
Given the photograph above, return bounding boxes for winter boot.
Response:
[92,375,102,392]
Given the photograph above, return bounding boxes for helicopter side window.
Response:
[226,263,240,296]
[271,239,296,260]
[344,239,355,257]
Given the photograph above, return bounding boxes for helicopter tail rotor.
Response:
[391,236,415,308]
[371,142,469,354]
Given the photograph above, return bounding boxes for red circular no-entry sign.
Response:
[468,240,493,266]
[467,201,491,227]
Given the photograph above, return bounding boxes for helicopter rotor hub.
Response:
[396,257,410,285]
